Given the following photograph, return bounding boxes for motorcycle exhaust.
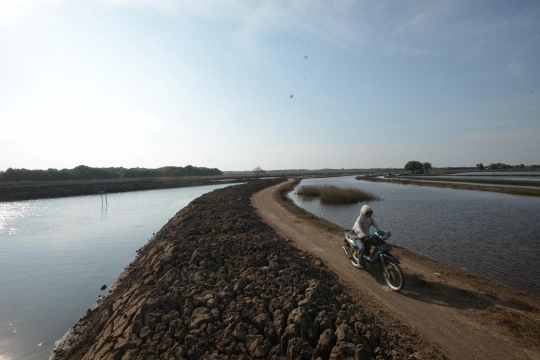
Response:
[342,246,353,259]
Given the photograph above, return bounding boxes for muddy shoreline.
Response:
[0,172,359,203]
[52,179,445,360]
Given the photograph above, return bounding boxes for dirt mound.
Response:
[52,179,445,360]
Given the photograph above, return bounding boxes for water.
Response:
[290,176,540,298]
[0,183,236,360]
[383,177,540,190]
[436,171,540,180]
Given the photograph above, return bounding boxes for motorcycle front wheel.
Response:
[384,261,405,291]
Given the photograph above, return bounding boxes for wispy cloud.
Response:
[94,0,540,61]
[4,0,539,61]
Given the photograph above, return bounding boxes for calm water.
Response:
[435,171,540,180]
[0,183,236,360]
[384,177,540,190]
[290,176,540,298]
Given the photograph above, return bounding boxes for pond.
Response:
[380,177,540,190]
[434,172,540,180]
[289,176,540,298]
[0,183,237,360]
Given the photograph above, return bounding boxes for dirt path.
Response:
[252,181,540,360]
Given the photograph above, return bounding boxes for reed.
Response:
[297,185,380,204]
[296,185,321,196]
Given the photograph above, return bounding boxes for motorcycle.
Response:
[342,230,405,291]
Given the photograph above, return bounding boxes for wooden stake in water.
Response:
[99,190,106,207]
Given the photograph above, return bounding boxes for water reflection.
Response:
[290,176,540,298]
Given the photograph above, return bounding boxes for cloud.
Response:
[94,0,540,61]
[5,0,539,60]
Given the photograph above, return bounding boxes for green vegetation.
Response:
[477,162,537,170]
[297,185,381,204]
[404,160,432,173]
[0,165,222,182]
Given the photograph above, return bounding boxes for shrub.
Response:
[297,185,380,204]
[296,185,321,196]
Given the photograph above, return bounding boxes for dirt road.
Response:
[252,181,540,360]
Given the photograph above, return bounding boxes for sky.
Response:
[1,0,539,171]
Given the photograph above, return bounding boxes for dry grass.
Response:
[297,185,381,204]
[296,185,322,196]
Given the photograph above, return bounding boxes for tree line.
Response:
[0,165,222,182]
[476,163,538,170]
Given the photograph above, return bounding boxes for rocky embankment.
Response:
[52,179,443,360]
[0,177,247,202]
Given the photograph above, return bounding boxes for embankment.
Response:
[0,177,247,202]
[52,179,444,360]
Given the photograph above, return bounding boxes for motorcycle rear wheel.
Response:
[384,261,405,291]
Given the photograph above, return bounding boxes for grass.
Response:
[296,185,381,204]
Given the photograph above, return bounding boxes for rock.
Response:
[330,342,356,359]
[188,346,203,360]
[189,307,214,330]
[233,277,249,293]
[139,326,153,340]
[316,328,334,359]
[286,337,315,359]
[101,284,107,290]
[245,335,271,358]
[233,323,248,343]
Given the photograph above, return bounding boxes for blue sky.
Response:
[1,0,539,171]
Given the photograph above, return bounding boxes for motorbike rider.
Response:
[350,205,382,265]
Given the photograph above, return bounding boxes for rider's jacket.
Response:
[352,205,382,238]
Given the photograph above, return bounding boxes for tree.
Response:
[476,163,484,170]
[252,166,266,175]
[404,161,423,173]
[422,162,432,172]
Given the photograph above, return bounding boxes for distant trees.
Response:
[0,165,222,182]
[422,162,432,172]
[486,162,509,170]
[476,163,535,170]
